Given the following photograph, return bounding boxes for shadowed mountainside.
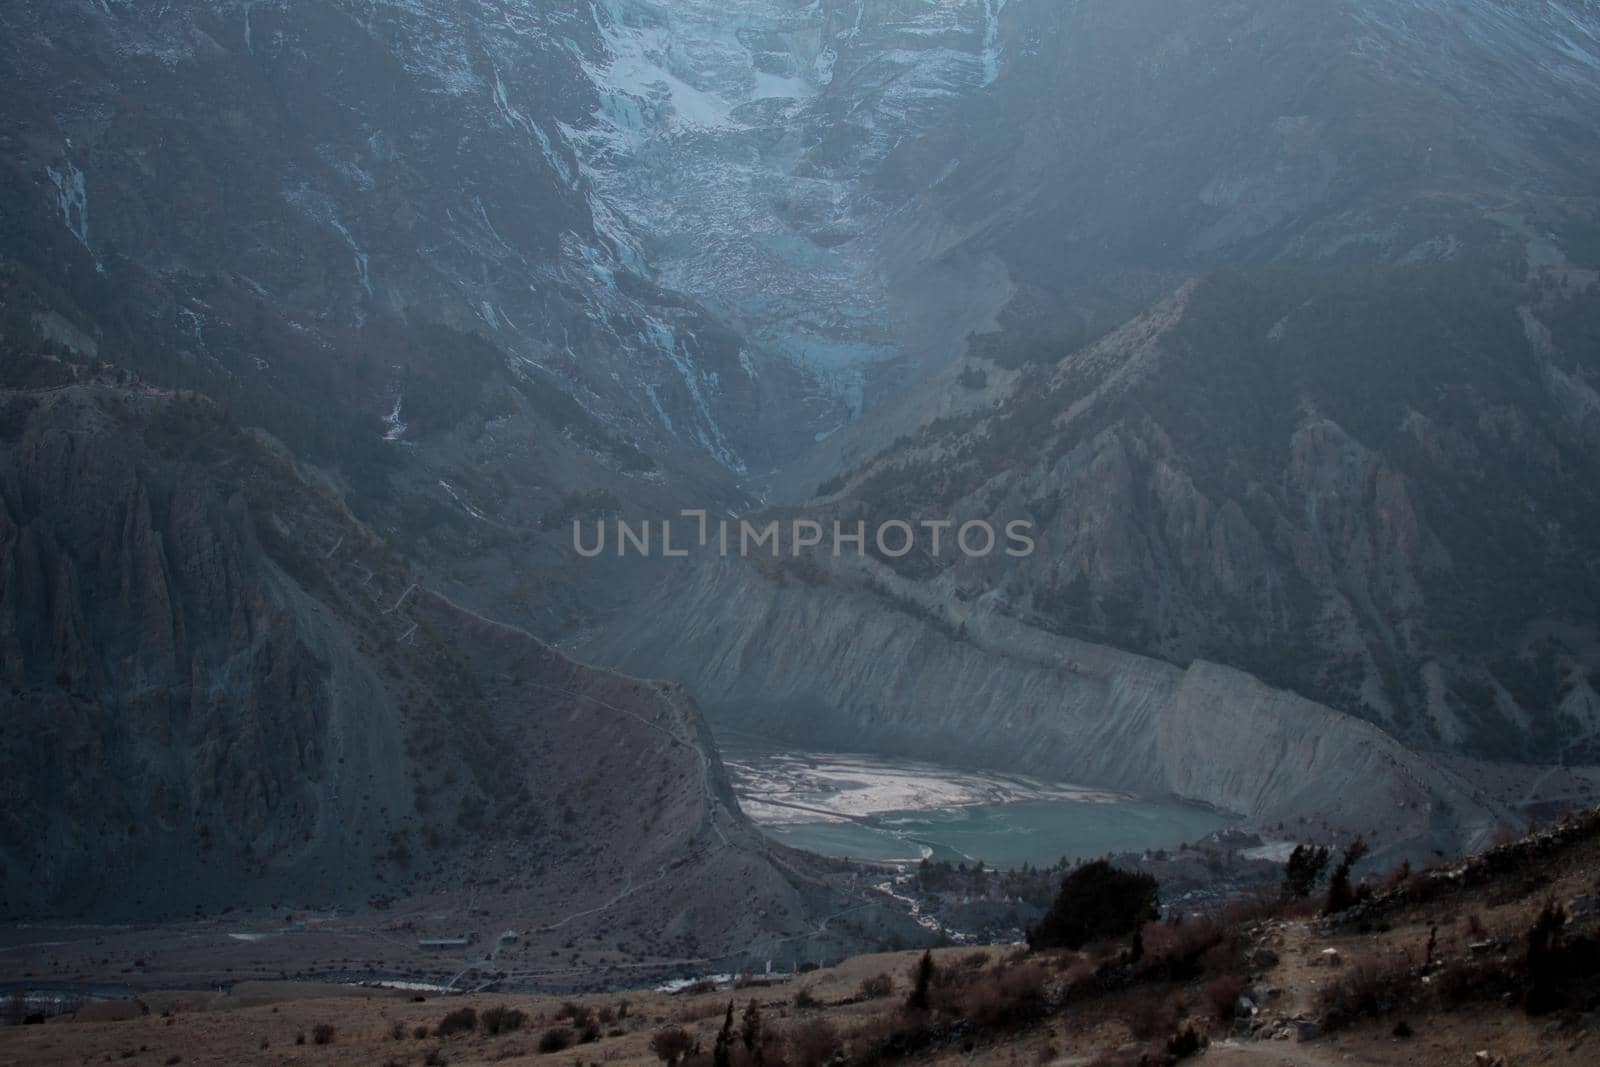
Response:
[0,361,909,968]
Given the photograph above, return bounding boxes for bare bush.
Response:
[1202,975,1245,1022]
[539,1027,574,1053]
[651,1025,696,1066]
[786,1018,842,1067]
[1125,988,1181,1040]
[960,962,1048,1029]
[856,973,894,1000]
[1317,957,1410,1029]
[481,1006,526,1035]
[436,1007,477,1036]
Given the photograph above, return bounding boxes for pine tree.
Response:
[740,999,763,1065]
[713,1002,735,1067]
[1323,839,1370,915]
[1282,844,1331,899]
[907,950,935,1011]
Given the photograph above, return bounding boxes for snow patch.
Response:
[382,396,407,442]
[642,317,745,471]
[493,65,576,186]
[643,383,674,433]
[438,480,489,521]
[46,161,90,249]
[813,45,837,84]
[981,0,1008,85]
[329,218,373,296]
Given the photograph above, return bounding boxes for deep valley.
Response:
[3,2,1600,1061]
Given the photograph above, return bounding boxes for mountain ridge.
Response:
[0,361,911,970]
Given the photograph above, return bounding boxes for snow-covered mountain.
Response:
[567,0,1015,425]
[7,0,1600,921]
[4,1,1027,480]
[595,0,1600,766]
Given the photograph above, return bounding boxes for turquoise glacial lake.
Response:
[723,744,1232,868]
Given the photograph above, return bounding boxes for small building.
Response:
[418,936,473,950]
[498,930,519,946]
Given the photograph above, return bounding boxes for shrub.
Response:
[856,973,894,999]
[1381,860,1412,891]
[1126,988,1181,1040]
[1520,899,1600,1015]
[845,1013,935,1063]
[555,1001,596,1029]
[1030,861,1160,951]
[424,1048,448,1067]
[793,986,819,1009]
[960,962,1048,1028]
[413,1024,430,1040]
[437,1007,478,1036]
[674,999,730,1023]
[652,1026,696,1066]
[389,1020,407,1040]
[1202,975,1245,1022]
[539,1027,574,1053]
[1316,957,1409,1029]
[1166,1025,1208,1060]
[482,1006,526,1035]
[786,1018,841,1067]
[312,1022,336,1045]
[1139,918,1221,972]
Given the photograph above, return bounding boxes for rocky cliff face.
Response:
[777,0,1600,484]
[578,552,1508,862]
[0,365,895,964]
[4,0,1598,930]
[794,256,1600,763]
[0,0,842,491]
[737,0,1600,761]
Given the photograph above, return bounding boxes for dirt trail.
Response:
[1269,920,1325,1020]
[1205,1040,1384,1067]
